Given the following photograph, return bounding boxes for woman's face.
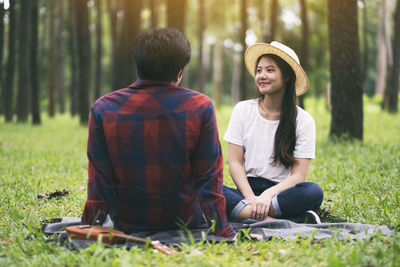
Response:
[255,56,285,96]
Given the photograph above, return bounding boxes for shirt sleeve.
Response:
[191,101,235,238]
[82,106,117,225]
[293,111,316,159]
[223,102,244,146]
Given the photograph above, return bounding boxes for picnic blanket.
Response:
[41,217,395,250]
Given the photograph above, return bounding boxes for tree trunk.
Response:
[67,0,78,115]
[94,0,103,100]
[56,1,65,113]
[17,0,32,122]
[268,0,279,43]
[114,0,141,89]
[196,0,206,92]
[239,0,248,101]
[167,0,186,33]
[0,2,4,115]
[328,0,363,140]
[74,0,91,124]
[383,0,400,113]
[375,0,390,95]
[4,0,17,122]
[212,41,223,107]
[48,0,56,117]
[256,0,268,43]
[150,0,158,28]
[298,0,309,109]
[107,0,121,91]
[231,52,241,104]
[360,0,369,86]
[31,0,41,125]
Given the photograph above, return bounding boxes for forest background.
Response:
[0,0,400,266]
[0,0,399,137]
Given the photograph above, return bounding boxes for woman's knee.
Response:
[297,182,324,206]
[306,182,324,206]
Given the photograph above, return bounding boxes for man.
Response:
[82,28,235,238]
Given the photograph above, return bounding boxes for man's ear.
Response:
[172,69,184,86]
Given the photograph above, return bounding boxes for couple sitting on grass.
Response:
[82,27,323,239]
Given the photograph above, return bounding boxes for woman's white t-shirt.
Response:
[223,99,316,183]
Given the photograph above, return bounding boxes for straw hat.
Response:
[244,41,309,96]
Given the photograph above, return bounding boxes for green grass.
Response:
[1,98,399,266]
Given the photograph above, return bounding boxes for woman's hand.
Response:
[250,191,274,220]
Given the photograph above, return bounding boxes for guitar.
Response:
[66,225,176,255]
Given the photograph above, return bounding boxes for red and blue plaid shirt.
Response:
[82,80,235,238]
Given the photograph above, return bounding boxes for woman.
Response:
[223,41,323,223]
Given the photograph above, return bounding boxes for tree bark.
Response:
[67,0,78,115]
[114,0,141,89]
[383,0,400,113]
[328,0,363,140]
[31,0,41,125]
[239,0,248,101]
[150,0,158,28]
[48,0,56,117]
[231,52,241,104]
[360,0,369,86]
[268,0,279,43]
[196,0,206,92]
[0,2,4,115]
[212,41,223,106]
[4,0,17,122]
[94,0,103,100]
[56,1,65,113]
[107,0,121,91]
[167,0,186,33]
[74,0,91,124]
[375,0,390,95]
[17,0,32,122]
[298,0,309,109]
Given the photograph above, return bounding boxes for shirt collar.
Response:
[128,79,175,89]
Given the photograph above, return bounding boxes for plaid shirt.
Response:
[82,80,235,238]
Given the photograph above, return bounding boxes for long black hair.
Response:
[256,54,297,168]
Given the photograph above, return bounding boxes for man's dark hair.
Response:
[134,27,191,82]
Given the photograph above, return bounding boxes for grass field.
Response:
[0,98,399,266]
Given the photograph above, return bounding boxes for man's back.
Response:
[83,80,234,238]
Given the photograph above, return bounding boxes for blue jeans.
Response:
[223,177,323,220]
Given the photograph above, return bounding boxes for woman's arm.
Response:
[252,158,311,220]
[227,143,256,201]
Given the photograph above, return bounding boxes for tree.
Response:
[360,0,369,86]
[67,0,78,115]
[17,0,32,122]
[56,1,66,113]
[196,0,206,92]
[150,0,159,28]
[328,0,363,140]
[212,41,223,106]
[375,0,391,96]
[0,2,5,115]
[31,0,41,125]
[239,0,248,101]
[113,0,142,89]
[107,0,121,91]
[268,0,279,43]
[298,0,309,109]
[383,0,400,113]
[48,0,56,117]
[94,0,103,100]
[74,0,91,124]
[167,0,186,33]
[4,0,17,122]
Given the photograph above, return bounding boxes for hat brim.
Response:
[244,43,309,96]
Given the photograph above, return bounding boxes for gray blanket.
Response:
[41,217,394,249]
